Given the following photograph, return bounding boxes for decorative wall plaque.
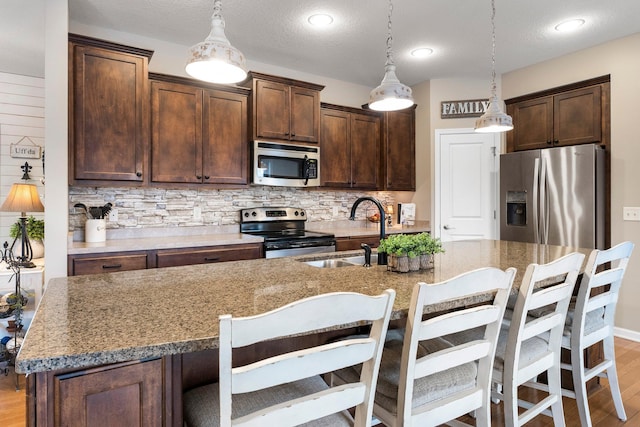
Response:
[441,99,489,119]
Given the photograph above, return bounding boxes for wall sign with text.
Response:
[441,99,489,119]
[9,136,42,159]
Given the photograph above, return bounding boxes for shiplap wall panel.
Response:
[0,71,45,250]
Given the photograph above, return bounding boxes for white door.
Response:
[434,129,499,242]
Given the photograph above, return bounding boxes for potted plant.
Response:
[10,216,45,259]
[379,233,444,273]
[415,232,444,269]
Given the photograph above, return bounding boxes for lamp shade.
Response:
[369,64,414,111]
[0,183,44,214]
[185,0,247,84]
[474,94,513,133]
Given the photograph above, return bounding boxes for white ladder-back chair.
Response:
[335,267,515,427]
[183,289,395,427]
[528,241,634,427]
[493,252,585,427]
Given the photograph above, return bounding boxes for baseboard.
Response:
[614,327,640,342]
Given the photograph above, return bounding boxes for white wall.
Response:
[44,0,68,283]
[502,33,640,337]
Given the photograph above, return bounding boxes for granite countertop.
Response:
[67,220,431,255]
[17,239,588,375]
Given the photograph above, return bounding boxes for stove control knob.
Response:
[294,210,299,216]
[251,211,257,217]
[243,212,249,218]
[300,210,305,216]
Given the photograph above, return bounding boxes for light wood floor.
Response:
[1,338,639,426]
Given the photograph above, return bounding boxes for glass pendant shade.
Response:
[475,94,513,133]
[185,0,247,84]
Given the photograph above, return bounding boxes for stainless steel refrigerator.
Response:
[500,144,605,249]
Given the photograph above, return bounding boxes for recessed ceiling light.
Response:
[555,19,585,32]
[308,14,334,27]
[411,47,434,58]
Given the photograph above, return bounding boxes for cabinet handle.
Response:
[547,141,553,145]
[553,140,559,145]
[204,175,210,180]
[196,175,202,179]
[204,257,220,262]
[136,172,142,177]
[285,132,290,136]
[102,264,122,269]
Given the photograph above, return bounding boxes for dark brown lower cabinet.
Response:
[28,358,169,427]
[335,235,380,251]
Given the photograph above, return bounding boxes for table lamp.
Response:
[1,183,44,268]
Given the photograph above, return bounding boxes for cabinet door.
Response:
[150,81,203,183]
[71,45,146,182]
[350,113,380,189]
[511,96,554,151]
[385,109,415,190]
[255,80,290,140]
[203,90,248,185]
[56,359,163,427]
[290,86,320,143]
[320,109,352,188]
[554,85,602,146]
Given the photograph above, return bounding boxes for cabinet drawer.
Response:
[72,254,148,276]
[156,244,262,268]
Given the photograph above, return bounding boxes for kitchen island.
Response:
[18,240,589,426]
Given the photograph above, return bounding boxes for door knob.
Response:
[443,225,455,230]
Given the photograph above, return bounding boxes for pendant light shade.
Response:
[186,0,247,84]
[475,0,513,133]
[368,0,414,112]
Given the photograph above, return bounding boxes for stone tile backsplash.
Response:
[69,186,395,231]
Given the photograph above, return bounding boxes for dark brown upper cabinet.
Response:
[506,77,609,152]
[150,74,249,187]
[243,72,324,144]
[69,34,152,184]
[320,104,381,189]
[383,107,416,191]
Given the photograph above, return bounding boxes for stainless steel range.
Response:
[240,207,336,258]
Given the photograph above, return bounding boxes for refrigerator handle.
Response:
[533,157,540,244]
[540,156,549,244]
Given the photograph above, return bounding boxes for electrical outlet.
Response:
[623,207,640,221]
[194,206,202,221]
[108,208,118,222]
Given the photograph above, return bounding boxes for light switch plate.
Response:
[623,207,640,221]
[108,208,118,222]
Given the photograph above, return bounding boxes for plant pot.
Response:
[396,255,409,273]
[408,256,420,271]
[420,254,433,270]
[31,239,44,259]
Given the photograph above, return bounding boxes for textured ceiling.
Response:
[3,1,640,86]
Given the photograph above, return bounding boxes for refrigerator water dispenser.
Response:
[506,191,527,226]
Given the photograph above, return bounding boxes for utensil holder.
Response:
[85,219,106,243]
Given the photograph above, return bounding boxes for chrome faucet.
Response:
[349,196,387,265]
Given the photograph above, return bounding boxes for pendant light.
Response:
[475,0,513,133]
[368,0,414,111]
[186,0,247,84]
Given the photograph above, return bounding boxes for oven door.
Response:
[264,238,336,259]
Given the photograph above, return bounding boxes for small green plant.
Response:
[9,216,45,241]
[378,232,444,257]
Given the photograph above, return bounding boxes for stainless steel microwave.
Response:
[252,141,320,187]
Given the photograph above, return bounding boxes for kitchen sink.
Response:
[302,254,378,268]
[303,259,356,268]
